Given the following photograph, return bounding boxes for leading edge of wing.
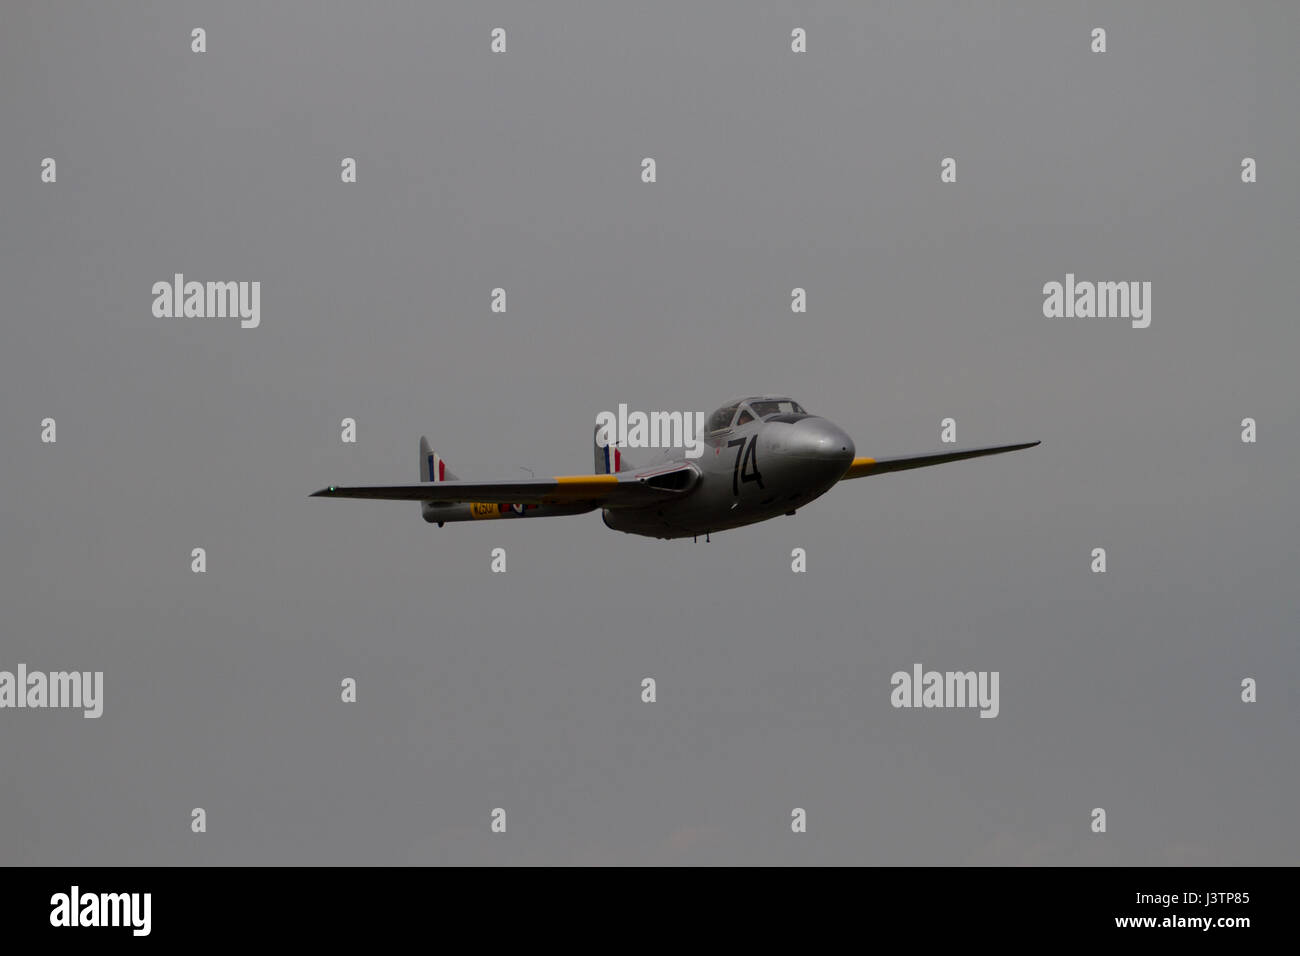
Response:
[840,440,1040,480]
[310,474,675,506]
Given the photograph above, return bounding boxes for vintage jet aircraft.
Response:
[311,397,1038,540]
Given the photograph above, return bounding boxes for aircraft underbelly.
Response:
[603,466,839,539]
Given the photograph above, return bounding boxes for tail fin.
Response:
[420,436,458,483]
[593,425,623,475]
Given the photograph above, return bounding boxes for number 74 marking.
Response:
[727,436,764,496]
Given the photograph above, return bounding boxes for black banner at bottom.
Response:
[0,866,1278,941]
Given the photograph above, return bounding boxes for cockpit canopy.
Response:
[705,397,809,433]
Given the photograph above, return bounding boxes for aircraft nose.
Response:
[786,417,856,465]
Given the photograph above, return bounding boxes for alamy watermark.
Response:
[891,663,999,718]
[50,886,150,936]
[152,274,260,328]
[1042,273,1151,328]
[0,664,103,718]
[595,404,706,459]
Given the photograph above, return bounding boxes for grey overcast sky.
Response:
[1,1,1296,865]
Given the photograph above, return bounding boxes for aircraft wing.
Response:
[310,471,690,507]
[839,441,1040,480]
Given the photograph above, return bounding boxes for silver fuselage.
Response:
[602,413,855,539]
